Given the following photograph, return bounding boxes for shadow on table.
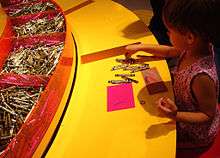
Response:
[137,81,174,116]
[145,121,175,139]
[136,81,175,138]
[121,20,152,39]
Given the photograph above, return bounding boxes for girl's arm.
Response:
[125,43,179,58]
[175,112,210,123]
[190,73,217,120]
[158,74,217,123]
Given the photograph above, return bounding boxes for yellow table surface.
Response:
[55,0,94,13]
[40,1,176,158]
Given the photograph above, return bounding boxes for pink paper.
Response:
[107,83,135,112]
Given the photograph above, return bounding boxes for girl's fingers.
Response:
[158,103,172,113]
[157,97,178,118]
[165,98,174,105]
[157,97,164,106]
[163,98,177,111]
[157,97,170,112]
[124,45,137,58]
[125,44,139,51]
[125,52,132,58]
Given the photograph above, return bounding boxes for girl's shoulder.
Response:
[173,54,218,90]
[176,45,216,76]
[174,53,215,76]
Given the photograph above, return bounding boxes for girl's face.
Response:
[166,26,189,52]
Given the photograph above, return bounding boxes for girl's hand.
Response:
[125,43,143,58]
[157,97,178,118]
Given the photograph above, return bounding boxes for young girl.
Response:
[125,0,220,148]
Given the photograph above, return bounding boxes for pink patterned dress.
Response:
[172,51,220,148]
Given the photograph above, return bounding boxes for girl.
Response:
[125,0,220,148]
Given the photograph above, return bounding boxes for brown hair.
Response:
[163,0,220,44]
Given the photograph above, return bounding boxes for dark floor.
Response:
[113,0,152,25]
[113,0,151,10]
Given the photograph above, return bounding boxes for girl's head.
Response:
[163,0,220,51]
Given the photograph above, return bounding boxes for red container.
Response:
[0,32,66,71]
[0,0,41,7]
[10,11,65,37]
[4,0,58,17]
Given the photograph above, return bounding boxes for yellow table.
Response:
[34,1,176,158]
[0,5,7,37]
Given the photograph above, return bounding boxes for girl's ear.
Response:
[186,32,196,45]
